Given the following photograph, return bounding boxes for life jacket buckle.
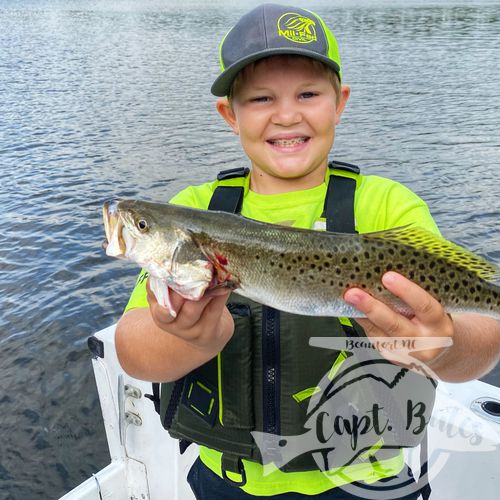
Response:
[216,167,250,181]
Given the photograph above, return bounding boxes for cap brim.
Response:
[211,48,341,97]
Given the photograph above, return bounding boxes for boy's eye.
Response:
[250,96,271,103]
[300,92,317,99]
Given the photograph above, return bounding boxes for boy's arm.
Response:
[115,284,234,382]
[344,272,500,382]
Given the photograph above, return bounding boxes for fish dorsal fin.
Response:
[362,225,500,281]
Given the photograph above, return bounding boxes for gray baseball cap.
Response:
[211,3,342,97]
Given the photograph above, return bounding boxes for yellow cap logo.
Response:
[277,12,317,44]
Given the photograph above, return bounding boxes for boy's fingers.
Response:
[344,287,411,338]
[201,290,232,324]
[381,272,444,326]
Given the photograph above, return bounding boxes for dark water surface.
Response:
[1,0,499,497]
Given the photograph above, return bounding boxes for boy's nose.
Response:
[271,101,302,126]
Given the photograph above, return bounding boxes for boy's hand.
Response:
[343,271,454,366]
[146,279,234,354]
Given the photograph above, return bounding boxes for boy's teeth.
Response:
[270,137,307,147]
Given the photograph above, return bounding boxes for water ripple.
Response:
[1,0,499,497]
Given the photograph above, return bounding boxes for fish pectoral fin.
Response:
[149,276,177,317]
[363,225,500,281]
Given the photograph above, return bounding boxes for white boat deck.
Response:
[61,325,500,500]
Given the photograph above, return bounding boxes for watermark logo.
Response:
[277,13,317,44]
[252,337,499,499]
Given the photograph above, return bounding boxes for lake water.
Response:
[1,0,499,497]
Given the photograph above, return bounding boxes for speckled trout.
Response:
[103,199,500,319]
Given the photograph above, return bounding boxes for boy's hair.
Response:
[228,55,342,105]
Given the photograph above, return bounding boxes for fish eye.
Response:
[137,219,149,232]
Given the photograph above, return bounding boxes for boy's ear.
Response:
[335,85,351,125]
[216,97,239,135]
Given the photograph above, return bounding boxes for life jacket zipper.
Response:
[262,305,280,435]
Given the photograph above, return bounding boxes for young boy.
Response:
[115,4,500,499]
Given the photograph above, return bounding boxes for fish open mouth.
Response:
[102,200,127,257]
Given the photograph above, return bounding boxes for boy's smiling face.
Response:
[217,56,350,194]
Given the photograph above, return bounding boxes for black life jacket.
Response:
[147,161,434,497]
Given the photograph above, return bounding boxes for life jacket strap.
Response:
[221,453,247,486]
[323,160,358,234]
[208,186,244,214]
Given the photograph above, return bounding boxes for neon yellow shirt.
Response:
[124,168,440,495]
